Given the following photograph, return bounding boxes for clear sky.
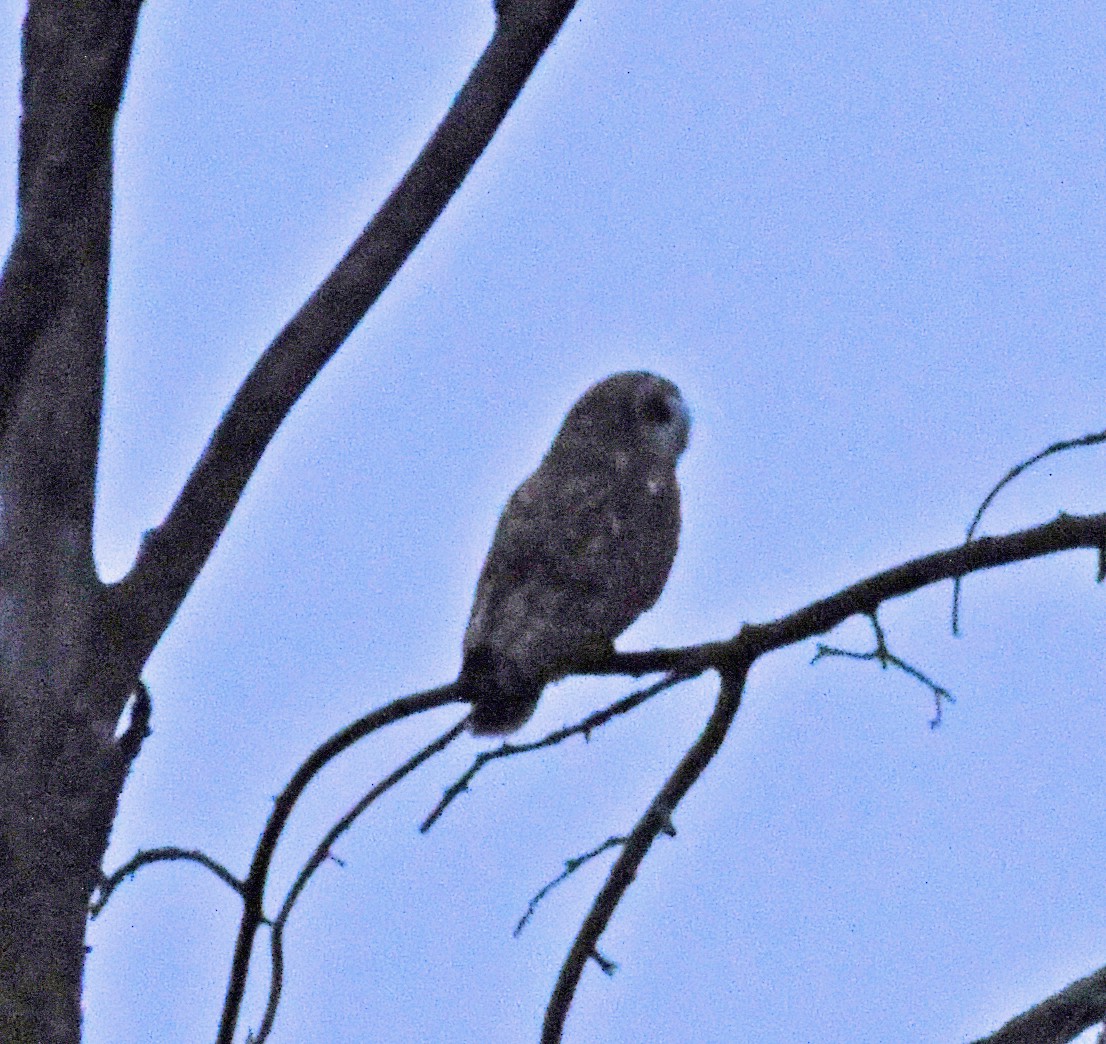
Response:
[2,2,1105,1041]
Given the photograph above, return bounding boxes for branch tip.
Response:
[590,949,619,976]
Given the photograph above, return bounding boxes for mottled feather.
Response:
[460,372,690,735]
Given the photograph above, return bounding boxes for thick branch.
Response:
[111,2,579,676]
[971,963,1106,1044]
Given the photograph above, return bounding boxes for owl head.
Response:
[552,371,690,465]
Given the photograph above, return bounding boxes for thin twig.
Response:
[812,612,954,727]
[90,847,244,918]
[952,427,1106,634]
[515,836,628,937]
[590,950,618,976]
[420,672,693,833]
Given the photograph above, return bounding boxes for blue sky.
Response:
[3,1,1106,1041]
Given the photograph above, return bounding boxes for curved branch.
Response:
[250,720,466,1043]
[215,683,462,1044]
[91,846,243,918]
[952,426,1106,633]
[110,1,580,677]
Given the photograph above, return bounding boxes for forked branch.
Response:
[110,1,581,679]
[542,662,749,1042]
[216,683,461,1044]
[540,508,1106,1039]
[250,719,467,1043]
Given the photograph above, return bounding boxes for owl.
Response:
[460,371,691,735]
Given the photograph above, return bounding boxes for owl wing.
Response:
[465,453,680,668]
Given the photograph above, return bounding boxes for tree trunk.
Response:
[0,2,144,1038]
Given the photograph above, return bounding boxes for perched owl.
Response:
[460,371,690,735]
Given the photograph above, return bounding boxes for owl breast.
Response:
[461,370,689,734]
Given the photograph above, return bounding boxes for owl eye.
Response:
[640,392,675,427]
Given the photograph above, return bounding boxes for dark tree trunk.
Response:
[0,3,144,1039]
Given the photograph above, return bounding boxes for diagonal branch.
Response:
[515,835,629,938]
[744,510,1106,652]
[110,1,580,675]
[542,663,750,1042]
[250,719,466,1043]
[419,672,692,832]
[537,510,1106,1039]
[970,962,1106,1044]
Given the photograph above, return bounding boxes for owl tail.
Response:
[459,647,543,736]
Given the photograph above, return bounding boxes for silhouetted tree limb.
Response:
[0,4,147,1039]
[812,611,953,726]
[537,508,1106,1039]
[250,719,467,1044]
[542,663,750,1041]
[91,847,245,918]
[109,0,583,682]
[969,962,1106,1044]
[953,425,1106,633]
[216,684,461,1044]
[419,672,691,832]
[515,835,629,938]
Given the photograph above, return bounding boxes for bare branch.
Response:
[419,672,691,833]
[537,510,1106,1038]
[746,511,1106,652]
[514,836,628,938]
[812,613,954,727]
[542,663,750,1042]
[970,962,1106,1044]
[111,2,581,678]
[250,720,465,1043]
[91,846,244,918]
[952,426,1106,634]
[215,683,462,1044]
[222,504,1106,1041]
